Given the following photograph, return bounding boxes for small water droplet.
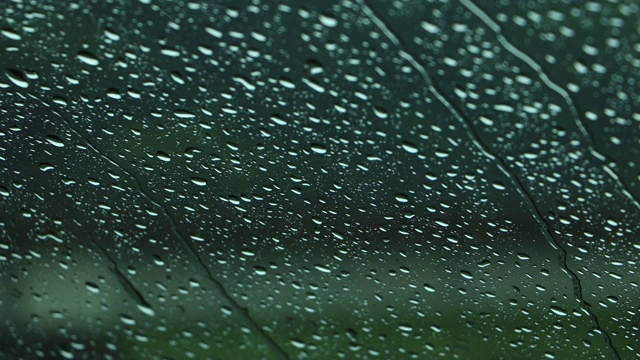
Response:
[373,106,388,119]
[1,28,22,41]
[395,193,409,203]
[5,68,29,88]
[39,163,55,172]
[550,306,568,316]
[45,136,65,148]
[120,314,136,325]
[77,51,99,66]
[174,109,196,119]
[270,114,287,125]
[319,13,338,27]
[479,116,494,126]
[85,281,100,293]
[191,177,208,186]
[492,182,506,191]
[220,305,232,316]
[290,338,306,349]
[460,270,474,279]
[311,144,327,154]
[494,104,515,112]
[156,151,171,162]
[421,21,440,34]
[253,266,267,276]
[401,142,418,154]
[314,264,331,273]
[137,303,155,317]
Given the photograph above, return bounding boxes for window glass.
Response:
[1,0,638,359]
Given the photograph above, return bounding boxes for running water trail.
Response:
[460,0,639,212]
[90,237,156,316]
[27,92,290,360]
[357,0,620,358]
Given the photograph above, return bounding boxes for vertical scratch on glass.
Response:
[357,1,620,359]
[27,93,290,360]
[460,0,639,212]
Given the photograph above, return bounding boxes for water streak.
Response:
[27,93,289,360]
[358,1,620,358]
[460,0,640,212]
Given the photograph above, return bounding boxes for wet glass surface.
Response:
[1,0,639,359]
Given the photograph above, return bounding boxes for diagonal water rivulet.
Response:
[27,92,290,360]
[357,0,621,358]
[460,0,640,212]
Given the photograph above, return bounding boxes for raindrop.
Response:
[492,182,506,191]
[5,68,29,88]
[401,142,419,154]
[76,51,99,66]
[137,303,155,317]
[119,314,136,325]
[373,106,389,119]
[310,144,327,154]
[191,178,208,186]
[253,266,267,276]
[39,163,55,172]
[156,151,171,162]
[493,104,514,112]
[290,338,306,349]
[319,13,338,28]
[1,28,21,40]
[45,136,65,148]
[85,281,100,294]
[460,270,474,280]
[270,114,287,126]
[314,264,331,273]
[479,116,494,126]
[550,306,568,316]
[421,21,440,34]
[174,109,196,119]
[423,284,436,292]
